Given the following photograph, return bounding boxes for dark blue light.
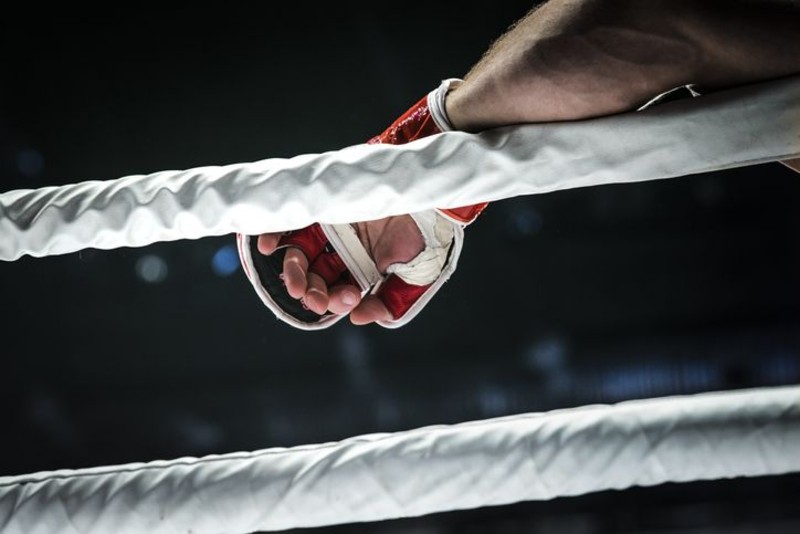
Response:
[211,244,240,277]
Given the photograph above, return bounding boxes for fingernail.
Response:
[341,292,356,306]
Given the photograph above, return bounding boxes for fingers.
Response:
[283,247,310,299]
[328,284,362,315]
[282,244,363,316]
[256,227,395,325]
[257,233,283,255]
[260,232,363,317]
[350,295,393,325]
[303,272,329,315]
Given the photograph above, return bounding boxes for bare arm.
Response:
[447,0,800,131]
[254,0,800,329]
[783,159,800,173]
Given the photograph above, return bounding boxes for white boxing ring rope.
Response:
[1,75,799,261]
[1,386,798,534]
[0,76,799,533]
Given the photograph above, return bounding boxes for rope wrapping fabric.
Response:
[1,386,798,533]
[1,75,799,261]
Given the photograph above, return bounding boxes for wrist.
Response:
[441,80,479,132]
[442,76,510,133]
[427,78,462,132]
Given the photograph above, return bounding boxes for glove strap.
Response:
[427,78,490,225]
[427,78,462,132]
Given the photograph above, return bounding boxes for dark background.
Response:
[2,4,799,533]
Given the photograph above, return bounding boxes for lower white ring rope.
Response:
[1,386,798,534]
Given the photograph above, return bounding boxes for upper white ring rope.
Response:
[1,75,798,261]
[1,386,798,534]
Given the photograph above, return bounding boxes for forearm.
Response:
[447,0,800,131]
[783,159,800,174]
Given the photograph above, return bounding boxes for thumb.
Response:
[350,275,431,325]
[349,294,393,325]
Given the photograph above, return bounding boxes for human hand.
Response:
[254,215,425,325]
[237,79,488,329]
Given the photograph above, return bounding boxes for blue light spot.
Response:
[135,254,168,284]
[680,361,720,391]
[478,385,510,416]
[758,352,800,384]
[524,337,567,373]
[211,244,240,277]
[17,148,44,176]
[600,363,677,401]
[507,207,542,237]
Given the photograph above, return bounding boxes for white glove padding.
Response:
[237,77,485,329]
[236,211,464,330]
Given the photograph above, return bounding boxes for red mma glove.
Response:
[238,78,488,329]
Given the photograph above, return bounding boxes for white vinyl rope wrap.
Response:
[0,386,798,534]
[1,75,799,261]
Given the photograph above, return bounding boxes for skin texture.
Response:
[447,0,800,130]
[783,159,800,173]
[258,0,800,326]
[257,218,421,323]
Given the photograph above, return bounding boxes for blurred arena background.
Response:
[1,3,799,533]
